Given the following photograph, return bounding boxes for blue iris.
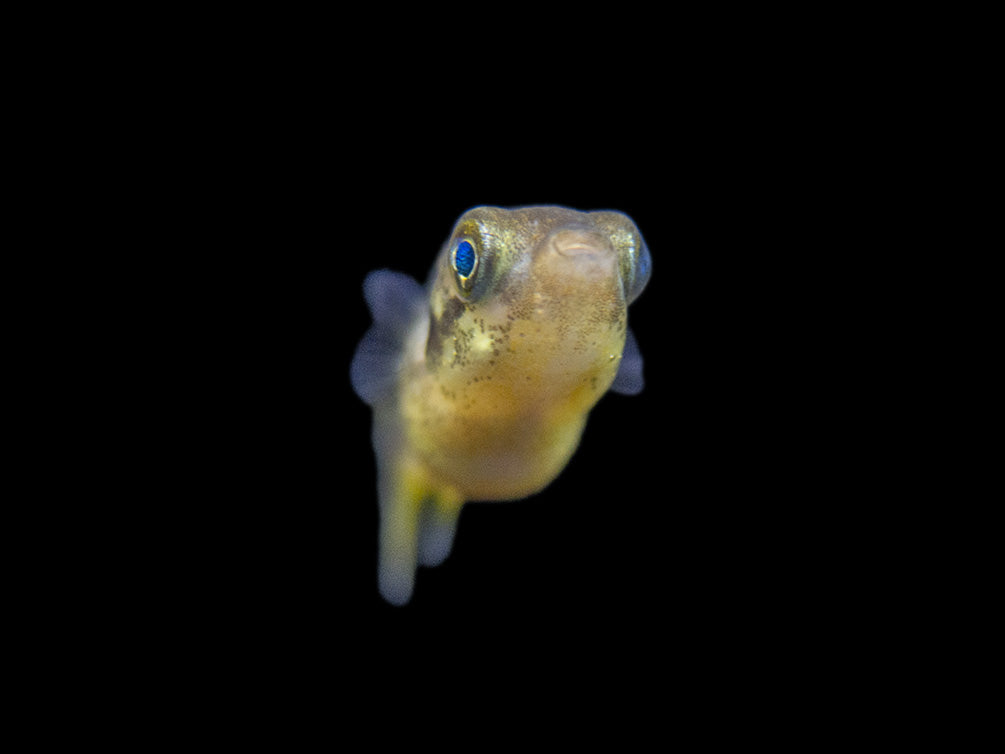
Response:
[454,240,476,277]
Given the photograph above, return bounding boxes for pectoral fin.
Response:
[350,270,426,406]
[610,327,644,395]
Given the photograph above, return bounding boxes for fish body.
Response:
[351,206,651,605]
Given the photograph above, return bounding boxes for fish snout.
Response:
[536,227,621,303]
[550,228,615,259]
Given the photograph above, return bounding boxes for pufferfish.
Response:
[351,205,651,605]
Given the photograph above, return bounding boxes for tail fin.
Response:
[373,416,464,606]
[374,431,422,606]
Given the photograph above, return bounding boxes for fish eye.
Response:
[454,240,475,276]
[452,238,479,293]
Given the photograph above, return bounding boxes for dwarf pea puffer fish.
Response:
[351,206,651,605]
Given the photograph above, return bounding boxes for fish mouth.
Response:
[529,226,623,317]
[543,228,619,288]
[550,228,615,259]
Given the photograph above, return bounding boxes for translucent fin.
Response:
[372,405,465,606]
[362,270,425,337]
[351,328,398,406]
[610,327,644,395]
[418,490,464,568]
[375,437,423,607]
[350,270,426,406]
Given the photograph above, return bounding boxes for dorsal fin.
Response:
[350,270,426,406]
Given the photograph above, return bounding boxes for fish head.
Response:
[425,206,650,408]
